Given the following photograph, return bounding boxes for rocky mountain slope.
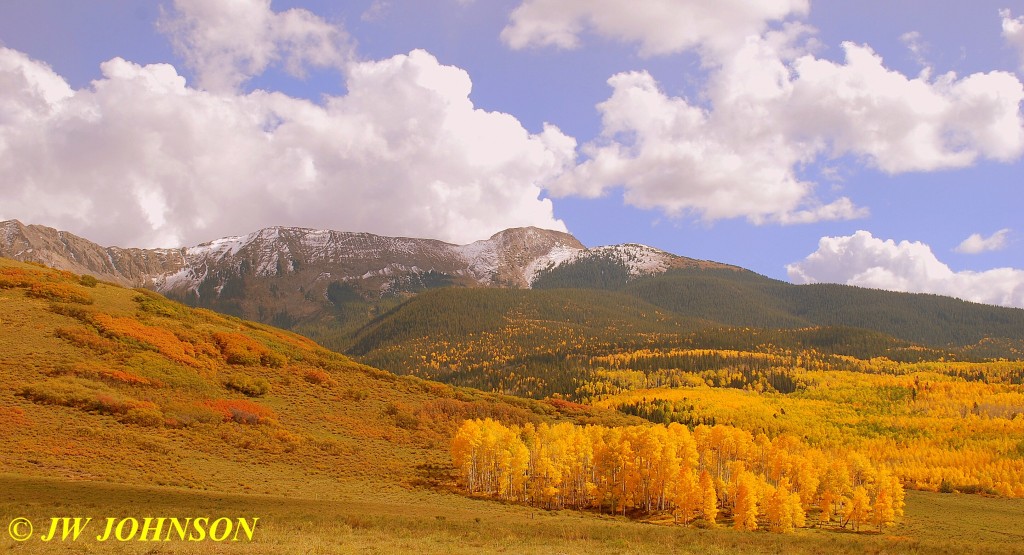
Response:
[0,219,722,326]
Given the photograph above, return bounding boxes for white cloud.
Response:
[546,26,1024,224]
[0,47,575,248]
[787,231,1024,309]
[361,0,390,22]
[899,31,928,67]
[790,42,1024,172]
[1002,9,1024,72]
[157,0,353,92]
[955,229,1011,254]
[501,0,809,56]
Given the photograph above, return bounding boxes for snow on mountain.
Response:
[0,220,730,301]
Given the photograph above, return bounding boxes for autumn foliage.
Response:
[452,418,904,533]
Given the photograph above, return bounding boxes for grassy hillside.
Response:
[0,258,635,492]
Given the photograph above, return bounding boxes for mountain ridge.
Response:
[0,219,722,292]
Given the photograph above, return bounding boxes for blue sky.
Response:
[1,0,1023,307]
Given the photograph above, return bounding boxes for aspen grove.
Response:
[452,419,904,533]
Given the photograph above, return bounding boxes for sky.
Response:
[1,0,1023,308]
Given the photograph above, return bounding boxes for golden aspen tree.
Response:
[819,489,838,527]
[881,470,906,520]
[673,467,700,525]
[871,485,896,531]
[699,469,719,527]
[451,419,483,492]
[843,486,871,532]
[791,454,821,509]
[788,487,806,529]
[764,483,791,533]
[497,426,529,501]
[591,427,617,514]
[733,471,760,531]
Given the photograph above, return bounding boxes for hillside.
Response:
[346,276,1024,400]
[0,257,635,493]
[535,258,1024,348]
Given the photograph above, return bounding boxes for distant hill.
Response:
[346,262,1024,398]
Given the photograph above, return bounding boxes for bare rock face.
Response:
[0,220,186,286]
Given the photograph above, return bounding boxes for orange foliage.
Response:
[27,282,93,304]
[0,407,30,428]
[64,361,160,387]
[93,313,198,366]
[203,399,277,424]
[452,418,904,534]
[212,332,284,367]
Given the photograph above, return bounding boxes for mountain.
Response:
[0,219,722,329]
[0,219,186,287]
[5,219,1024,364]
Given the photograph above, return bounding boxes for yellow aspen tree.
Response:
[843,486,871,532]
[498,426,529,501]
[733,471,760,531]
[819,489,838,527]
[673,467,700,525]
[792,454,821,510]
[788,488,806,529]
[451,419,483,492]
[764,483,792,533]
[871,485,896,531]
[699,469,719,527]
[883,471,906,520]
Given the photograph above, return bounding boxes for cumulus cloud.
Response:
[157,0,353,92]
[546,25,1024,224]
[0,47,575,248]
[955,229,1011,254]
[501,0,809,56]
[787,231,1024,309]
[1003,9,1024,72]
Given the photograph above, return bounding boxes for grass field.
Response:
[2,474,1023,554]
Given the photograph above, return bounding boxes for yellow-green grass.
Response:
[3,474,1022,554]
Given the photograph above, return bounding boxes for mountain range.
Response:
[4,218,1024,370]
[0,219,726,324]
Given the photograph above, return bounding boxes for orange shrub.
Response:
[60,361,160,387]
[54,326,120,354]
[203,399,277,425]
[19,377,160,418]
[93,313,197,366]
[303,368,332,385]
[212,332,285,367]
[27,282,93,304]
[0,268,34,288]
